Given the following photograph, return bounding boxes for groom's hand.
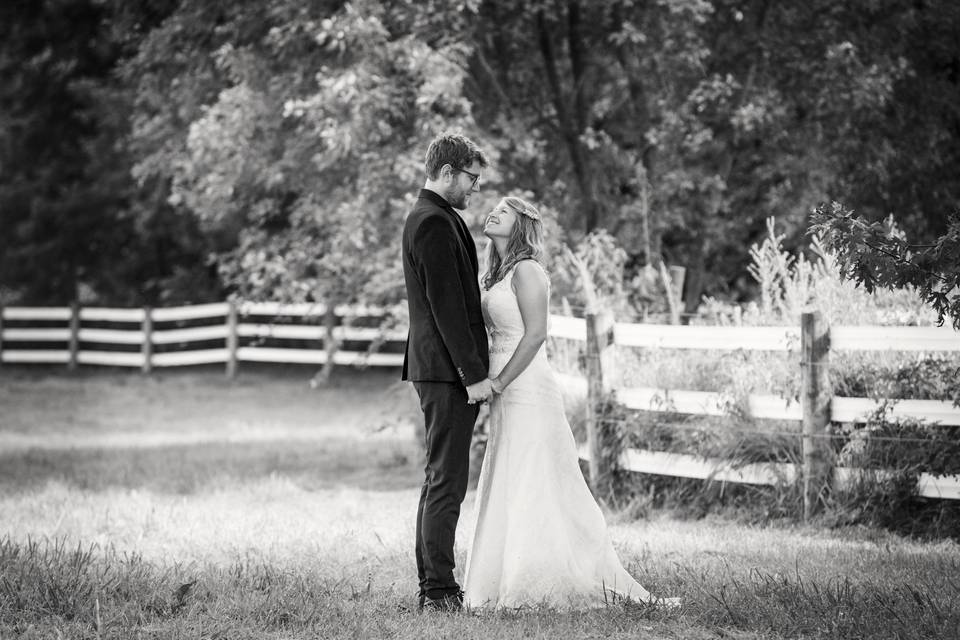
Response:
[465,378,493,404]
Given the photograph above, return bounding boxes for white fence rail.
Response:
[0,302,407,373]
[576,446,960,500]
[2,302,958,503]
[564,376,960,501]
[553,313,960,508]
[608,387,960,426]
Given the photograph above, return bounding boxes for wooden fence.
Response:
[0,302,407,374]
[2,302,959,511]
[556,310,960,516]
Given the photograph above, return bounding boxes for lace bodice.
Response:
[481,262,549,355]
[481,268,525,354]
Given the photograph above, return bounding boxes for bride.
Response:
[462,196,678,611]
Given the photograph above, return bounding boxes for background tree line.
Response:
[2,0,958,313]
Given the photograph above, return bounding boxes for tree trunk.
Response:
[566,0,588,133]
[536,8,599,233]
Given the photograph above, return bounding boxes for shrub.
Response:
[825,361,960,538]
[550,228,632,318]
[602,397,804,523]
[594,219,960,538]
[699,217,937,327]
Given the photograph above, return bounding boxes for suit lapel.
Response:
[447,206,479,275]
[418,189,479,276]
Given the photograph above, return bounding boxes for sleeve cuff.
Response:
[458,363,488,387]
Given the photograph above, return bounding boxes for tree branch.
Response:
[473,48,514,117]
[609,3,652,154]
[857,239,951,284]
[566,0,588,132]
[837,213,951,283]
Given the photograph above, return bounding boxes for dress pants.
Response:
[413,381,479,599]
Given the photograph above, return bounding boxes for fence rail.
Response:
[561,311,960,512]
[605,387,960,426]
[0,302,407,372]
[613,324,800,351]
[576,447,960,500]
[2,302,958,506]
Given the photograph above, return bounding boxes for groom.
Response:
[401,132,492,612]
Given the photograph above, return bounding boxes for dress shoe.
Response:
[419,589,464,613]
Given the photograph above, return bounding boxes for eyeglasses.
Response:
[453,167,481,188]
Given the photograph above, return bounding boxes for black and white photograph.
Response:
[1,1,959,638]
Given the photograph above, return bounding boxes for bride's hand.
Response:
[489,377,505,394]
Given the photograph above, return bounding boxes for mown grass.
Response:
[2,368,960,639]
[0,438,420,494]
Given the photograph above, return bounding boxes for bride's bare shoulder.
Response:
[514,259,547,276]
[511,260,549,292]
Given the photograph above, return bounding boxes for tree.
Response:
[810,202,960,330]
[0,0,129,303]
[0,0,223,306]
[464,0,960,311]
[6,0,958,315]
[121,0,495,378]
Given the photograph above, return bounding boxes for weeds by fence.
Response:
[560,310,960,515]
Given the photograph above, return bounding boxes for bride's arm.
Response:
[490,261,549,393]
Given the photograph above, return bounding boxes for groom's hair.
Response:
[424,132,488,180]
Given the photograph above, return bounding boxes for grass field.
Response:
[1,366,959,639]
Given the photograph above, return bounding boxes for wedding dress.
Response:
[463,262,673,610]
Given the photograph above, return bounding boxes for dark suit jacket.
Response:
[401,189,489,385]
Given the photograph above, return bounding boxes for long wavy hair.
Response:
[482,196,545,290]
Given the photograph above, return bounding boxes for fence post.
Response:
[68,302,80,371]
[801,311,831,521]
[226,301,238,379]
[313,302,340,386]
[585,309,616,496]
[141,306,153,374]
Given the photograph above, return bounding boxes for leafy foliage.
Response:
[0,0,223,306]
[550,229,631,317]
[700,216,936,327]
[3,0,960,314]
[123,0,489,313]
[828,405,960,538]
[604,219,960,536]
[0,0,130,303]
[810,202,960,329]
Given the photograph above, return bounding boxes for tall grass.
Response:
[3,524,959,639]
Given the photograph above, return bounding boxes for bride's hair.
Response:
[482,196,545,290]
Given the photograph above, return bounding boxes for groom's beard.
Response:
[448,189,471,210]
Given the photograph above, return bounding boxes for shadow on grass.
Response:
[0,438,423,494]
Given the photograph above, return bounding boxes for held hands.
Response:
[466,377,507,404]
[465,378,493,405]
